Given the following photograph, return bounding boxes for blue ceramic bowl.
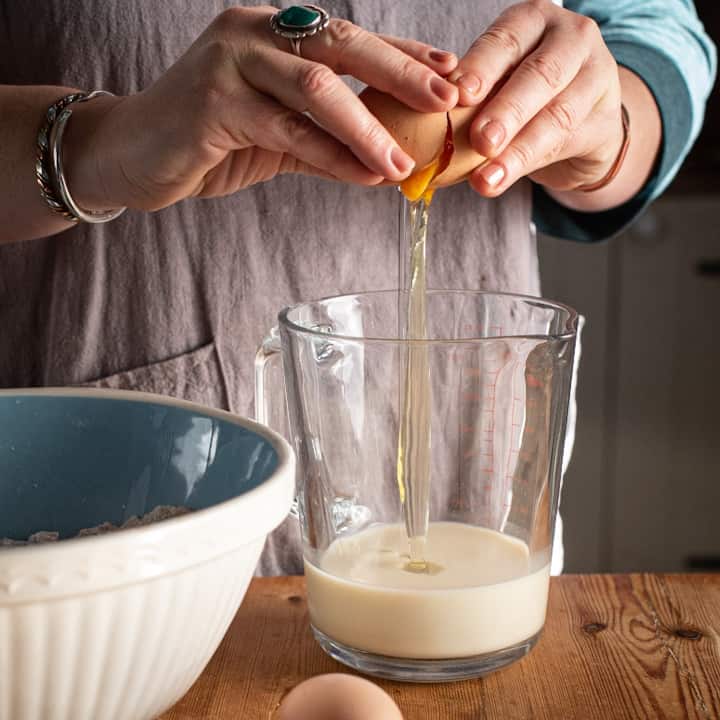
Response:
[0,388,295,720]
[0,388,287,540]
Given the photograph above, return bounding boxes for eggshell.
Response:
[360,87,448,172]
[276,673,404,720]
[432,105,486,189]
[360,87,486,190]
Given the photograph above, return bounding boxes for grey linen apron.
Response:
[0,0,542,575]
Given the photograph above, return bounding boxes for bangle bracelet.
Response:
[49,91,126,224]
[37,90,127,224]
[578,103,631,193]
[36,92,87,221]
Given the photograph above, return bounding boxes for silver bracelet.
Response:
[36,92,87,222]
[38,90,127,224]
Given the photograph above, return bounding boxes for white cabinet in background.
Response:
[539,195,720,573]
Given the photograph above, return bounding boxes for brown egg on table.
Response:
[276,673,404,720]
[360,87,487,201]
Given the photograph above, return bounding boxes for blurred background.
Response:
[539,2,719,573]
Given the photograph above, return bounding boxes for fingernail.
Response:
[479,162,505,188]
[480,120,505,149]
[390,146,415,176]
[430,76,456,103]
[429,49,453,63]
[457,73,481,95]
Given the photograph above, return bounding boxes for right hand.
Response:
[66,6,459,212]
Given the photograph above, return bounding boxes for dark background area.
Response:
[668,1,720,194]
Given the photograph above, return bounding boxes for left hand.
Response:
[448,0,623,196]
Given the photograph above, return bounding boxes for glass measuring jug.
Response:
[256,290,578,682]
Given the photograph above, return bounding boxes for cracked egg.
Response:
[360,87,487,202]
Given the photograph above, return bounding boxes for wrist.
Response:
[62,93,127,212]
[575,104,630,194]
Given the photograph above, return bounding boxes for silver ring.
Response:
[270,4,330,58]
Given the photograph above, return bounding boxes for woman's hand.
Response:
[66,6,459,212]
[448,0,659,208]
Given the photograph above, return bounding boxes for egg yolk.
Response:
[400,114,454,205]
[400,159,441,204]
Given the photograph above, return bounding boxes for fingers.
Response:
[277,156,341,182]
[231,87,385,186]
[297,19,459,111]
[242,46,421,181]
[241,8,458,112]
[448,2,547,105]
[469,68,606,196]
[212,7,461,180]
[377,34,458,77]
[445,1,622,197]
[468,27,587,158]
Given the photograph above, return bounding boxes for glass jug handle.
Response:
[254,327,299,519]
[254,326,281,428]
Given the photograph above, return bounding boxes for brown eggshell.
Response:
[360,87,448,171]
[432,105,486,189]
[276,673,404,720]
[360,87,487,190]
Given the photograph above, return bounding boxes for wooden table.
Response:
[161,574,720,719]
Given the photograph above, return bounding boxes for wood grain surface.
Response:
[161,574,720,720]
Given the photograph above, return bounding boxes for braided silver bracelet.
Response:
[36,90,126,224]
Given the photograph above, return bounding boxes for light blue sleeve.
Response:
[534,0,717,243]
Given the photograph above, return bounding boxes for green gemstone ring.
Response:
[270,5,331,57]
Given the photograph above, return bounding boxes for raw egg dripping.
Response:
[359,87,487,572]
[400,116,454,204]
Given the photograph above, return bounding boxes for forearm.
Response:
[546,66,662,213]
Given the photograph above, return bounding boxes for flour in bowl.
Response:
[0,505,191,546]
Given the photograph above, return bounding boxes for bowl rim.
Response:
[0,387,295,602]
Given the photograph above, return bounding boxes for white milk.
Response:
[305,522,550,659]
